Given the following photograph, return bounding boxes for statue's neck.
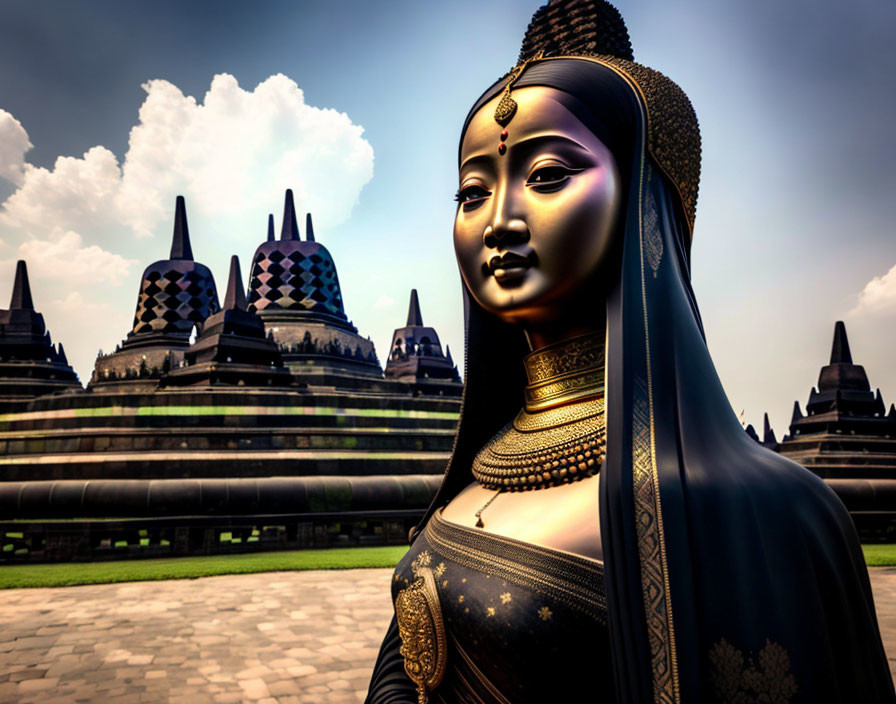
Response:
[523,303,606,351]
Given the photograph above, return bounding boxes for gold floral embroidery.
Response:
[538,606,553,621]
[458,595,465,603]
[486,607,496,618]
[433,562,446,579]
[411,550,432,576]
[500,592,512,604]
[708,638,797,704]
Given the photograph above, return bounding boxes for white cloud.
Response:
[16,229,138,286]
[1,147,125,247]
[851,263,896,317]
[0,109,31,187]
[0,72,374,380]
[373,294,396,310]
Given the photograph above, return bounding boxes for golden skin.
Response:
[453,85,621,346]
[441,87,623,562]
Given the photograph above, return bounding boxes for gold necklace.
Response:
[472,332,606,492]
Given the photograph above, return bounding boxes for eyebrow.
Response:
[460,133,591,172]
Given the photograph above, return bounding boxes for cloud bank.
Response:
[851,263,896,317]
[0,73,374,381]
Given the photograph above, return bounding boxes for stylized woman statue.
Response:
[366,1,894,701]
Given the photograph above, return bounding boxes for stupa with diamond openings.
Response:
[91,196,220,390]
[246,189,381,386]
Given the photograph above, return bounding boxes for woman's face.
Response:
[454,86,622,326]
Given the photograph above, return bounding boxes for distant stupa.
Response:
[0,261,82,411]
[775,321,896,477]
[384,289,461,392]
[161,255,293,388]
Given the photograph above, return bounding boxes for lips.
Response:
[484,251,537,283]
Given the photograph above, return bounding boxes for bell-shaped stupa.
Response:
[129,196,219,337]
[384,289,461,394]
[248,189,346,322]
[161,255,293,388]
[0,260,81,411]
[246,189,381,386]
[91,196,219,389]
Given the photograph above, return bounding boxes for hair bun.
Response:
[518,0,634,64]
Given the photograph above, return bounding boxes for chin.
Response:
[479,289,562,327]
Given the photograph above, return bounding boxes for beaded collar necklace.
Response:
[472,331,606,494]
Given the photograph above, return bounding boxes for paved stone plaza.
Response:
[2,567,896,704]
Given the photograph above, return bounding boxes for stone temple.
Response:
[770,321,896,476]
[763,321,896,537]
[0,192,461,562]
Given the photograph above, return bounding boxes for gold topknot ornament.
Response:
[518,0,633,63]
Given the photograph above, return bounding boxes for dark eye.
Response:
[527,165,578,192]
[455,185,491,210]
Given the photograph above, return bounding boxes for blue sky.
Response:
[0,0,894,437]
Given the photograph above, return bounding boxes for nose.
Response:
[483,187,529,249]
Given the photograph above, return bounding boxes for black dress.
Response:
[369,510,614,703]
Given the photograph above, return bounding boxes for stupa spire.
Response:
[267,214,275,243]
[763,413,777,446]
[169,196,194,260]
[10,260,34,310]
[223,255,248,311]
[830,320,852,364]
[407,289,423,327]
[305,213,315,242]
[280,189,300,241]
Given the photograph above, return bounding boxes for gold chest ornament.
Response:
[394,566,446,704]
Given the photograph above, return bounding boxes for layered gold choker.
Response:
[523,332,605,411]
[472,332,606,492]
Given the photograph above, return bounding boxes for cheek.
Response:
[453,213,483,285]
[530,173,618,277]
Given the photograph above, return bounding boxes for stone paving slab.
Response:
[0,568,395,704]
[1,566,896,703]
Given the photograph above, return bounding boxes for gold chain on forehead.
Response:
[493,52,544,127]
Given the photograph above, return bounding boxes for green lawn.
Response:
[1,544,893,590]
[0,546,408,589]
[862,544,896,566]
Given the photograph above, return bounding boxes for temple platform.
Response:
[2,567,896,703]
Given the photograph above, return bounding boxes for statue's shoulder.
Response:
[686,442,854,537]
